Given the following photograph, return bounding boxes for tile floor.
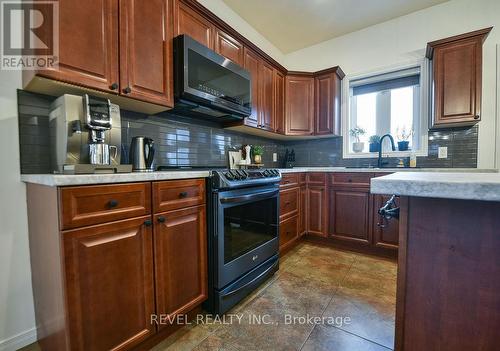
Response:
[151,242,397,351]
[20,242,397,351]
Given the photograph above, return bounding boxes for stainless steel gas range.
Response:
[205,169,281,314]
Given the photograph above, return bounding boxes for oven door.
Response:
[215,185,279,289]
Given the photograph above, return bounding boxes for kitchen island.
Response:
[371,172,500,351]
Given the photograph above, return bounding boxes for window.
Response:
[344,63,429,157]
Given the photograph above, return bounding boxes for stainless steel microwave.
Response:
[173,35,251,121]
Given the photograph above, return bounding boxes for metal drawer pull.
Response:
[179,191,188,198]
[108,199,119,208]
[157,216,166,223]
[144,219,152,227]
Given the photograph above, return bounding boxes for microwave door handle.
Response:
[219,189,279,204]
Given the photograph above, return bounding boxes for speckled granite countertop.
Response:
[20,170,211,187]
[371,172,500,201]
[21,167,497,187]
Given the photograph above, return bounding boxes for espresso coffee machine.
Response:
[49,94,132,174]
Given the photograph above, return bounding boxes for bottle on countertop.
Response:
[409,152,417,168]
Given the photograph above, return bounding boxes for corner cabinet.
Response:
[315,69,343,135]
[285,74,315,136]
[427,27,492,129]
[26,179,207,351]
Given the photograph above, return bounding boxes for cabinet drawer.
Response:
[153,179,205,213]
[279,187,299,220]
[280,173,299,188]
[60,183,151,230]
[331,173,373,187]
[280,215,298,248]
[307,172,326,185]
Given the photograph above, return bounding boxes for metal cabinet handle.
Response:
[144,219,152,227]
[123,86,132,94]
[108,199,119,208]
[474,115,480,120]
[179,192,188,198]
[110,82,118,90]
[157,216,166,223]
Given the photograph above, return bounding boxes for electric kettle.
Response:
[129,136,155,172]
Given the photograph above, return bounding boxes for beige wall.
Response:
[197,0,286,65]
[0,69,36,350]
[284,0,500,169]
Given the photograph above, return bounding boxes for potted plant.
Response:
[252,145,264,164]
[349,126,366,153]
[368,135,381,152]
[396,127,413,151]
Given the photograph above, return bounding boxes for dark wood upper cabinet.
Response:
[307,186,328,237]
[214,29,244,65]
[63,216,155,351]
[285,75,315,136]
[35,0,119,92]
[427,27,491,129]
[259,60,275,131]
[154,206,207,326]
[243,48,260,128]
[274,70,285,134]
[329,189,370,245]
[372,194,399,250]
[119,0,174,107]
[315,68,343,135]
[174,0,214,49]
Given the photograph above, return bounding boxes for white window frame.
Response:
[342,60,430,159]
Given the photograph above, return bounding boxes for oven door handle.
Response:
[223,258,279,297]
[219,189,279,204]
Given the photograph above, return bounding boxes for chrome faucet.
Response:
[378,134,396,168]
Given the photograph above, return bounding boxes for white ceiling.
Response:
[221,0,449,53]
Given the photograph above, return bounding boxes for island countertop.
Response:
[370,171,500,201]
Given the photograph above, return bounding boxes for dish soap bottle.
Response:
[409,152,417,168]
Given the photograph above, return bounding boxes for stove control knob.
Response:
[239,170,248,179]
[225,172,234,180]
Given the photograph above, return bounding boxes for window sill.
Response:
[343,150,428,159]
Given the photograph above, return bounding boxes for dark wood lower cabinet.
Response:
[372,195,399,250]
[26,179,208,351]
[299,185,307,235]
[63,216,155,351]
[329,189,370,244]
[307,186,327,237]
[154,205,207,327]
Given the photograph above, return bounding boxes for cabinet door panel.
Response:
[214,29,243,65]
[372,195,399,250]
[120,0,173,106]
[243,48,260,127]
[330,190,370,244]
[299,185,307,235]
[174,1,213,48]
[315,72,341,135]
[259,61,275,130]
[63,217,155,351]
[433,38,482,127]
[40,0,119,92]
[274,70,285,134]
[154,206,207,327]
[308,186,327,237]
[285,76,314,135]
[279,215,298,250]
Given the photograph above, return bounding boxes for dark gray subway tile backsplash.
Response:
[17,90,478,173]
